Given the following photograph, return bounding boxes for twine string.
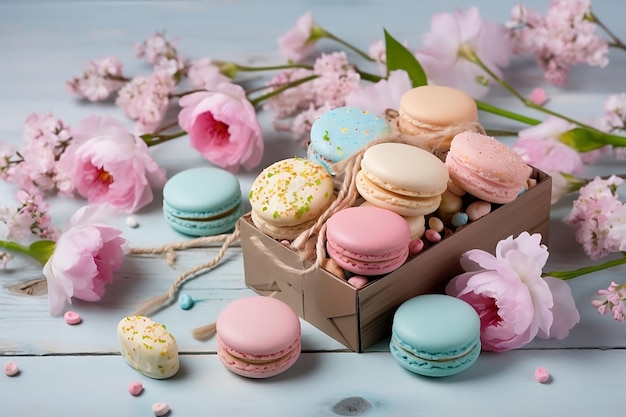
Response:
[131,222,241,317]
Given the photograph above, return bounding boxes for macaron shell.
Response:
[446,132,532,204]
[309,106,390,164]
[249,158,335,226]
[390,335,480,377]
[250,209,315,241]
[398,85,478,134]
[217,335,301,379]
[163,167,242,214]
[356,170,442,217]
[360,143,449,197]
[326,206,410,275]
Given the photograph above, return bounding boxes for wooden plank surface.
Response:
[1,0,626,415]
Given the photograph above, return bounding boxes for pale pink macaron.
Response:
[445,132,532,204]
[326,206,411,276]
[216,297,301,378]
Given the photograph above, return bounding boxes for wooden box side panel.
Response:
[240,215,308,317]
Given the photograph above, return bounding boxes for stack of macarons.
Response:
[162,167,244,237]
[249,157,335,241]
[389,294,481,377]
[325,206,411,277]
[355,142,449,217]
[216,296,301,378]
[308,106,391,174]
[397,85,478,137]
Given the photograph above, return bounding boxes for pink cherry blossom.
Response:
[565,175,626,259]
[263,67,316,118]
[1,113,74,195]
[278,12,323,62]
[445,232,579,352]
[593,282,626,321]
[415,7,512,98]
[57,115,166,213]
[311,52,361,108]
[508,0,609,85]
[116,71,177,134]
[345,70,412,116]
[43,205,127,315]
[187,58,231,90]
[178,83,263,173]
[66,56,126,102]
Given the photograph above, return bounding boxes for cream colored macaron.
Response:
[398,85,478,135]
[355,143,449,216]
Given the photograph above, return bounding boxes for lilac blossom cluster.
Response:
[508,0,609,85]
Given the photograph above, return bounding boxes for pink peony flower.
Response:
[43,205,127,315]
[177,83,264,173]
[445,232,579,352]
[345,70,412,116]
[415,7,512,98]
[58,115,166,213]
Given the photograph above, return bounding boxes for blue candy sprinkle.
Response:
[178,293,194,310]
[451,212,469,228]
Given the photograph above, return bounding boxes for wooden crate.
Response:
[240,169,552,352]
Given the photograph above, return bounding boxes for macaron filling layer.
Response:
[327,240,409,275]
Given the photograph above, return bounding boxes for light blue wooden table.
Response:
[2,1,626,415]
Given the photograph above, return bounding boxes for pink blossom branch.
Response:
[590,12,626,51]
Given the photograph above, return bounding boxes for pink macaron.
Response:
[445,132,532,204]
[216,296,301,378]
[326,206,411,276]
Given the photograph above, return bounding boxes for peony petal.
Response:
[538,277,580,339]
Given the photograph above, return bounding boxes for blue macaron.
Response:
[389,294,481,377]
[307,106,390,174]
[162,167,244,236]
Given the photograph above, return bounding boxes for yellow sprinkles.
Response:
[249,157,334,223]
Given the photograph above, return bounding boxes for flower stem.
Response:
[462,45,626,145]
[0,240,34,258]
[249,74,317,107]
[475,100,541,126]
[589,12,626,51]
[545,255,626,281]
[322,30,375,62]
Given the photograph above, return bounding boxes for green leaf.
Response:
[28,240,56,265]
[559,128,614,152]
[384,29,427,88]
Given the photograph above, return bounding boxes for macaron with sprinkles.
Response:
[162,167,244,236]
[308,106,390,174]
[249,157,335,240]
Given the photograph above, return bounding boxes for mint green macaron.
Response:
[162,167,244,236]
[389,294,481,377]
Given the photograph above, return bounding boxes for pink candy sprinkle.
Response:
[152,402,170,416]
[425,229,441,243]
[128,381,144,396]
[4,361,19,377]
[347,276,369,289]
[534,367,550,383]
[409,238,424,255]
[64,311,82,325]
